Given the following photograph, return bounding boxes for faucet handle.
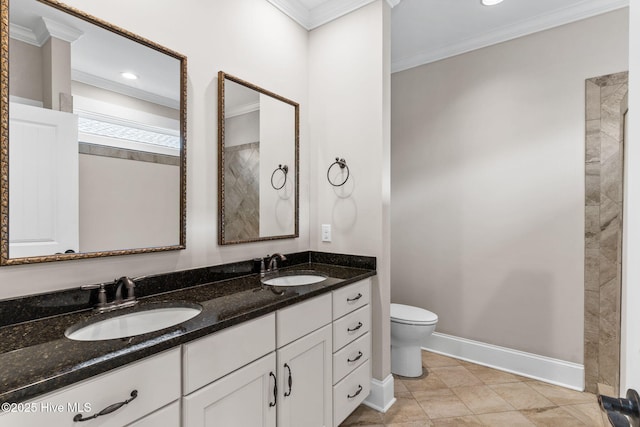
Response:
[81,283,107,307]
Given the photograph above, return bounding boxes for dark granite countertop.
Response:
[0,253,375,405]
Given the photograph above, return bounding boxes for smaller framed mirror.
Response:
[218,72,299,245]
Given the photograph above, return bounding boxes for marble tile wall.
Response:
[224,142,260,241]
[584,71,628,394]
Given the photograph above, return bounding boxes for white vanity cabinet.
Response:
[182,313,277,427]
[276,294,333,427]
[0,348,181,427]
[183,294,334,427]
[2,277,374,427]
[331,279,372,427]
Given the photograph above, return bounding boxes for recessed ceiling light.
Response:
[121,72,138,80]
[482,0,504,5]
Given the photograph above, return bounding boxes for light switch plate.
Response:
[321,224,331,242]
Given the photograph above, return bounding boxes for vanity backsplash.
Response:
[0,251,375,328]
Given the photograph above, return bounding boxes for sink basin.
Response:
[65,302,202,341]
[261,272,328,287]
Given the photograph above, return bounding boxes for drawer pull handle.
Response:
[348,351,364,363]
[73,390,137,422]
[348,322,363,332]
[347,385,363,399]
[284,363,293,397]
[269,372,277,407]
[347,293,363,302]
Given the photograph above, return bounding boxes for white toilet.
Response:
[390,303,438,377]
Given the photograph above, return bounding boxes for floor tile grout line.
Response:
[341,351,604,426]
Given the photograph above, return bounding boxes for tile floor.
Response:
[340,351,608,426]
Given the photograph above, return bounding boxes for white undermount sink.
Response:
[261,272,328,287]
[65,303,202,341]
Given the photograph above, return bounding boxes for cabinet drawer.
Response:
[0,348,180,427]
[333,279,371,320]
[333,360,371,427]
[333,332,371,384]
[277,294,331,348]
[126,400,180,427]
[333,304,370,351]
[183,313,275,394]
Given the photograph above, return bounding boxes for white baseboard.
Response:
[363,374,397,412]
[423,332,585,391]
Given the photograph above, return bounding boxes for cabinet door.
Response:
[183,352,277,427]
[277,324,332,427]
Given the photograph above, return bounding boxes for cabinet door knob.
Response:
[73,390,137,422]
[347,322,363,332]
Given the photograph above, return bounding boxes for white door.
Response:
[183,352,277,427]
[277,325,333,427]
[9,102,79,257]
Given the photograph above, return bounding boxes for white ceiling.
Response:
[268,0,629,73]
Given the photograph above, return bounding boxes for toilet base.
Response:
[391,344,424,377]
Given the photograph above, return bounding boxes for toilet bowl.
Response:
[390,303,438,377]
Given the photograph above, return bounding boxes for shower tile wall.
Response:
[224,142,260,241]
[584,71,627,394]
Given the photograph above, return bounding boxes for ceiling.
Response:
[267,0,629,73]
[10,0,181,108]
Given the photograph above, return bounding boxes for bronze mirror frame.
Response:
[218,71,299,245]
[0,0,188,265]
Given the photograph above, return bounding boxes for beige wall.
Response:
[0,0,310,299]
[309,0,391,381]
[9,39,43,103]
[226,111,259,148]
[391,9,629,364]
[72,82,179,120]
[79,154,180,252]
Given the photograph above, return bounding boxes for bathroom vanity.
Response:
[0,252,375,427]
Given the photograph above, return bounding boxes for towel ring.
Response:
[327,157,349,187]
[271,164,288,190]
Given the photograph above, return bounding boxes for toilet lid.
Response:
[391,303,438,325]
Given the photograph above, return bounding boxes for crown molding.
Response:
[308,0,376,29]
[36,16,83,45]
[226,102,260,118]
[267,0,402,30]
[9,23,39,46]
[9,17,83,47]
[391,0,629,73]
[267,0,312,28]
[72,70,180,110]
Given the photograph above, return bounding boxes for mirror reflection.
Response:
[2,0,187,264]
[218,72,298,245]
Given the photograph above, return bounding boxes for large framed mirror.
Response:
[218,72,298,245]
[0,0,187,265]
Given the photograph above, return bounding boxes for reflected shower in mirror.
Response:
[1,0,187,265]
[218,72,299,245]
